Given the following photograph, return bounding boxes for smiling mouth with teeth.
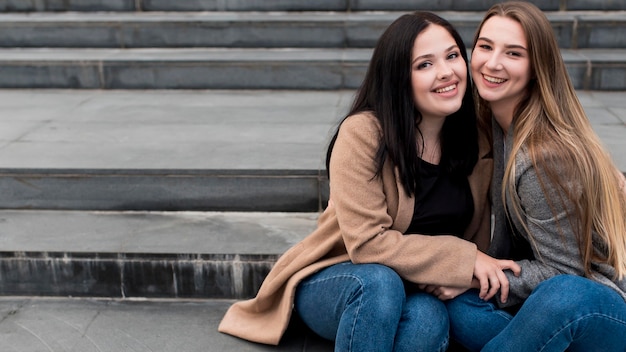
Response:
[435,84,456,93]
[484,75,506,84]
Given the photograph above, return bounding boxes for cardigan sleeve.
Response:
[500,157,586,306]
[329,113,478,287]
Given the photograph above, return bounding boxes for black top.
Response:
[405,159,474,237]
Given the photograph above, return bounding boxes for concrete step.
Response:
[0,210,317,299]
[0,11,623,49]
[0,89,623,213]
[0,296,333,351]
[0,89,349,212]
[0,47,624,90]
[2,0,624,12]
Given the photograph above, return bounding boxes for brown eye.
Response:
[417,62,432,70]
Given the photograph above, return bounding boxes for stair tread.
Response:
[0,47,624,61]
[0,89,622,171]
[0,210,317,255]
[0,89,349,170]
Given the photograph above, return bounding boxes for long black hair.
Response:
[325,11,478,197]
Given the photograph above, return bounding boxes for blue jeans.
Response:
[295,261,449,352]
[446,275,626,352]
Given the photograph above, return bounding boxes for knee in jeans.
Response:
[407,294,448,325]
[357,264,404,291]
[425,302,449,337]
[531,275,607,314]
[356,264,405,310]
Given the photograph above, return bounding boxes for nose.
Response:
[485,52,503,71]
[438,61,453,80]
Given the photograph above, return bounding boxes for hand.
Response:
[473,251,521,303]
[419,284,469,301]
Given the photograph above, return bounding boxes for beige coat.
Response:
[218,112,493,345]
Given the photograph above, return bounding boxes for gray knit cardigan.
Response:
[487,119,626,306]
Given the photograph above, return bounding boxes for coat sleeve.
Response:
[330,114,478,287]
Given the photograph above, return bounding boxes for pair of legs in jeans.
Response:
[295,261,449,352]
[446,275,626,351]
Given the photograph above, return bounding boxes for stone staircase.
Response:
[0,1,624,90]
[0,0,626,352]
[0,1,624,350]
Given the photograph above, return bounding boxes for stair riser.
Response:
[0,172,329,212]
[0,253,274,299]
[0,17,623,49]
[0,59,623,90]
[0,61,367,90]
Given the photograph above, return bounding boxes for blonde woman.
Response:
[439,2,626,351]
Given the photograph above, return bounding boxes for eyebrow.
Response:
[412,45,459,64]
[476,37,527,51]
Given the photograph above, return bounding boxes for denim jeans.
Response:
[446,274,626,352]
[295,261,449,352]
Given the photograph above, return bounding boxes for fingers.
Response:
[501,260,521,276]
[420,285,469,301]
[420,284,435,294]
[474,252,519,301]
[474,251,495,299]
[497,269,510,303]
[421,285,446,300]
[483,274,500,301]
[478,267,514,302]
[477,275,490,300]
[486,259,516,302]
[439,286,470,301]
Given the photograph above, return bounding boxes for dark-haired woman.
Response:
[219,11,519,352]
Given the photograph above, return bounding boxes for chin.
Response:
[447,102,463,114]
[475,90,497,103]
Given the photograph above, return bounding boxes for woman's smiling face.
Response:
[411,24,467,122]
[471,15,532,113]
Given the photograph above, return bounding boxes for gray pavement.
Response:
[0,297,333,352]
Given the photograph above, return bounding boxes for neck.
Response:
[491,102,514,133]
[417,117,445,165]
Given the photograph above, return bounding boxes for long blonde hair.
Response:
[474,1,626,279]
